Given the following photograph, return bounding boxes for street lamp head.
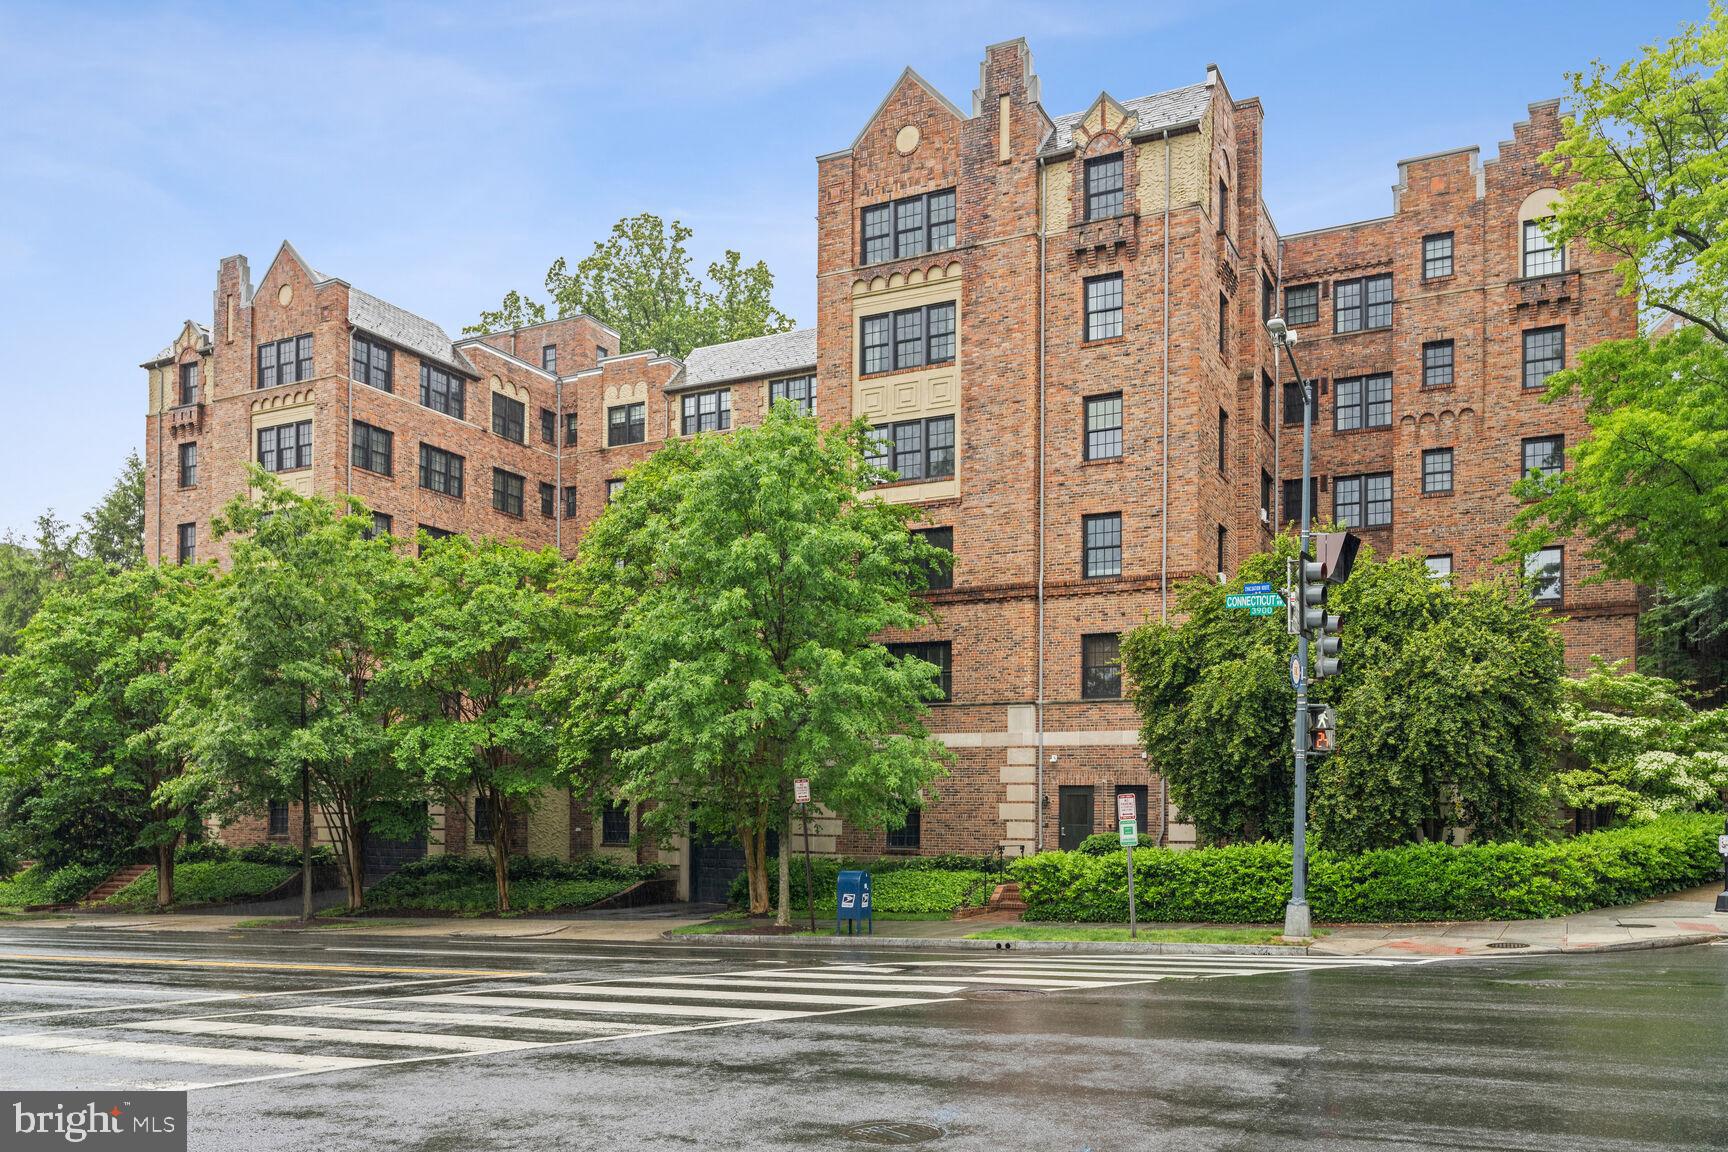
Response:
[1265,315,1288,342]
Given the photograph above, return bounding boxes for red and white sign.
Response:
[1116,793,1138,823]
[794,779,811,805]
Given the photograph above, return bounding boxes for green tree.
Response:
[467,213,794,359]
[0,563,210,906]
[0,514,70,660]
[179,475,421,914]
[553,405,951,920]
[383,535,567,914]
[76,451,146,571]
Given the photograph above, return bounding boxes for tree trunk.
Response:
[344,815,366,912]
[739,823,762,916]
[492,793,511,914]
[775,813,791,928]
[156,839,176,908]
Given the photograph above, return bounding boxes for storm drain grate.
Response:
[843,1121,945,1146]
[1486,941,1531,949]
[958,987,1045,1002]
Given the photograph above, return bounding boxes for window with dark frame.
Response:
[366,511,392,540]
[418,443,464,499]
[1084,274,1124,341]
[267,800,289,837]
[1217,178,1230,236]
[1218,292,1229,356]
[860,189,957,264]
[178,362,200,406]
[1261,469,1274,521]
[257,420,312,472]
[539,482,555,518]
[541,344,557,374]
[1334,274,1392,333]
[1422,340,1455,388]
[1261,372,1274,431]
[1084,393,1122,461]
[860,302,955,373]
[176,522,195,564]
[257,334,313,389]
[596,344,608,362]
[351,421,393,476]
[1083,513,1122,578]
[681,389,732,435]
[418,524,454,557]
[1284,284,1319,326]
[1522,435,1564,479]
[351,335,393,393]
[419,364,465,419]
[601,802,631,846]
[607,402,646,446]
[1282,379,1304,427]
[769,374,815,415]
[1216,523,1227,576]
[886,807,921,851]
[1335,374,1392,431]
[914,526,953,591]
[1525,546,1563,604]
[1333,472,1393,528]
[1523,327,1564,389]
[563,485,578,518]
[564,412,579,447]
[472,796,494,845]
[1422,233,1454,280]
[1085,154,1125,220]
[1522,220,1564,278]
[865,416,955,482]
[540,408,556,445]
[1081,633,1121,700]
[1217,407,1228,473]
[605,479,623,504]
[492,393,526,444]
[491,468,525,517]
[1422,448,1454,495]
[1281,478,1318,529]
[886,641,951,702]
[178,442,197,488]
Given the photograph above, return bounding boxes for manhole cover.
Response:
[959,987,1045,1002]
[1486,941,1531,949]
[843,1121,945,1146]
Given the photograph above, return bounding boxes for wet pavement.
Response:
[0,924,1724,1150]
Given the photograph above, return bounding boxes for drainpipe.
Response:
[345,331,354,499]
[1160,131,1173,621]
[1274,239,1284,528]
[1035,154,1047,856]
[555,376,564,551]
[154,368,163,563]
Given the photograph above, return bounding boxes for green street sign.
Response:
[1118,820,1138,847]
[1248,605,1278,617]
[1225,592,1285,611]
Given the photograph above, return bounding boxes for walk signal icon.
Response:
[1308,705,1336,755]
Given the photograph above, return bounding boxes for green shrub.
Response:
[730,855,998,914]
[0,861,113,907]
[1076,833,1122,857]
[362,853,659,914]
[1009,813,1724,924]
[105,861,297,909]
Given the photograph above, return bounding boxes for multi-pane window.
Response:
[1422,448,1454,494]
[769,374,816,415]
[1335,374,1392,431]
[1283,379,1305,427]
[1525,547,1563,604]
[350,335,393,392]
[860,303,956,373]
[887,807,921,851]
[257,334,313,389]
[1084,393,1123,460]
[1422,233,1454,279]
[1284,284,1319,326]
[1334,472,1394,528]
[1084,153,1125,219]
[860,189,957,264]
[539,482,555,518]
[539,407,556,445]
[178,442,197,488]
[681,389,732,435]
[1261,469,1274,522]
[267,800,289,836]
[177,362,200,406]
[563,485,578,517]
[351,421,393,476]
[1217,407,1228,473]
[1423,341,1455,388]
[367,511,393,540]
[420,364,465,419]
[541,344,557,374]
[607,402,646,446]
[176,522,196,564]
[492,393,525,443]
[1425,554,1453,579]
[1081,633,1121,700]
[914,526,954,591]
[1082,513,1122,578]
[418,443,465,499]
[257,420,312,472]
[1522,220,1564,277]
[865,416,955,482]
[1261,373,1274,431]
[1334,274,1392,333]
[886,641,951,702]
[472,796,495,845]
[564,412,579,447]
[1522,435,1564,479]
[1084,274,1123,341]
[1282,478,1319,529]
[1218,292,1229,356]
[601,802,631,846]
[605,479,624,504]
[1523,327,1564,389]
[491,468,524,517]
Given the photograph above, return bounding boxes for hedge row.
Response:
[0,861,112,908]
[730,854,1002,914]
[1009,813,1724,924]
[105,861,297,909]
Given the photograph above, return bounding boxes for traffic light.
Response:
[1300,531,1359,682]
[1308,705,1336,754]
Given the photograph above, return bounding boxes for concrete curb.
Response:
[665,932,1316,956]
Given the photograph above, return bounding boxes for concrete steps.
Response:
[84,863,152,903]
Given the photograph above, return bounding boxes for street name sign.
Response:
[1244,582,1272,594]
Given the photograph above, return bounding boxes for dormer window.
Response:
[1085,154,1124,220]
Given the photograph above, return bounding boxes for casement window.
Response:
[472,796,495,844]
[1425,554,1453,579]
[1281,478,1319,529]
[1084,274,1124,341]
[418,443,465,499]
[178,442,197,488]
[1334,274,1392,333]
[1522,435,1564,479]
[1422,448,1454,495]
[769,374,815,415]
[1333,472,1393,528]
[1282,379,1305,427]
[539,408,556,446]
[860,189,957,264]
[1422,233,1454,280]
[177,362,200,406]
[176,522,195,564]
[1261,373,1274,431]
[607,402,646,446]
[886,806,921,851]
[1082,513,1122,578]
[419,364,466,419]
[257,420,312,472]
[1335,374,1392,431]
[564,412,579,447]
[257,334,313,389]
[350,421,393,476]
[541,344,557,374]
[1522,220,1565,278]
[1084,153,1125,220]
[605,479,624,504]
[1084,393,1123,460]
[1216,524,1228,576]
[491,468,525,518]
[886,641,951,702]
[1284,284,1319,326]
[914,526,954,591]
[865,416,955,482]
[417,524,453,556]
[1218,292,1229,356]
[563,485,578,518]
[492,393,526,444]
[539,482,555,518]
[1525,546,1563,603]
[1081,632,1121,700]
[350,335,393,392]
[1261,469,1274,522]
[681,389,732,435]
[601,802,631,846]
[1523,327,1565,389]
[267,800,289,836]
[367,511,392,540]
[1217,407,1228,473]
[860,303,956,374]
[1423,340,1455,388]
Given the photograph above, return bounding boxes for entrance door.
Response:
[688,827,779,906]
[360,804,428,884]
[1057,786,1095,851]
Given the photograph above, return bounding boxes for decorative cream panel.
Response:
[491,375,530,403]
[251,400,317,496]
[1042,160,1072,234]
[1134,121,1208,214]
[603,378,648,406]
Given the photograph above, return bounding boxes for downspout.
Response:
[154,368,163,563]
[1035,154,1047,856]
[345,332,354,499]
[1160,130,1172,622]
[1273,237,1284,527]
[555,376,564,551]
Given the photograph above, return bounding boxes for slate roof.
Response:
[348,286,474,375]
[682,327,818,388]
[1039,82,1212,156]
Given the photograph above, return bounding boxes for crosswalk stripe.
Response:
[408,993,808,1020]
[521,984,938,1008]
[645,976,969,995]
[121,1019,540,1053]
[266,1006,644,1034]
[0,1033,376,1072]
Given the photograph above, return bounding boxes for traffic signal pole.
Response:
[1284,334,1315,941]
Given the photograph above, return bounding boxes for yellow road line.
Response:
[0,952,520,978]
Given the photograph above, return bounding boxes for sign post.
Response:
[1716,816,1728,914]
[1118,792,1139,940]
[794,778,814,934]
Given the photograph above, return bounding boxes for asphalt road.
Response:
[1,924,1724,1151]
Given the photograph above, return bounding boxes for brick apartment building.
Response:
[141,39,1636,895]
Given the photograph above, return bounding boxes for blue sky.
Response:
[0,0,1703,537]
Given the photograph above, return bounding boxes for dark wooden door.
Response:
[1058,786,1095,851]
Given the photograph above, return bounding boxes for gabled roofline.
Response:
[454,338,557,381]
[499,312,624,343]
[848,66,968,152]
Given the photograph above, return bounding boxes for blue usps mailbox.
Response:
[835,869,873,936]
